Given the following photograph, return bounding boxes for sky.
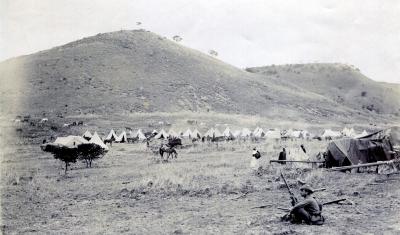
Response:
[1,0,400,83]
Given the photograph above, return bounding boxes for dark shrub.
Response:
[77,143,107,168]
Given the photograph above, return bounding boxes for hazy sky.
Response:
[1,0,399,83]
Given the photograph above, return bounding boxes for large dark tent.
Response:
[325,127,399,167]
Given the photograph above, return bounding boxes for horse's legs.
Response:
[166,152,171,161]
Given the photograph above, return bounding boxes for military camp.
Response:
[2,2,400,233]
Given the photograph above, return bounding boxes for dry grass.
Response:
[1,139,400,234]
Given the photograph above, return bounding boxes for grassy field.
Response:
[1,138,400,234]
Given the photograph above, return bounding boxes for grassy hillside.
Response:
[246,63,400,116]
[0,30,398,125]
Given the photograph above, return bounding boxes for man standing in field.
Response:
[278,148,286,164]
[284,185,324,225]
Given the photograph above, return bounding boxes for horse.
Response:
[211,136,225,142]
[145,132,157,140]
[159,145,178,161]
[104,139,113,146]
[167,137,182,148]
[127,137,138,143]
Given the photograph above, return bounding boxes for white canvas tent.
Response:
[204,128,223,138]
[168,129,179,137]
[300,130,312,139]
[253,127,265,138]
[322,129,342,139]
[204,128,214,137]
[82,130,92,139]
[222,127,233,138]
[89,132,109,150]
[105,129,118,141]
[115,131,127,143]
[265,129,281,139]
[355,130,369,138]
[54,136,89,148]
[342,127,357,137]
[254,127,265,138]
[241,128,252,138]
[129,130,135,138]
[135,129,147,140]
[291,130,302,138]
[154,129,169,139]
[253,127,259,136]
[191,129,201,138]
[182,129,193,138]
[213,128,223,137]
[233,130,241,138]
[283,129,294,138]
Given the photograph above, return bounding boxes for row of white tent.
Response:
[84,129,147,142]
[322,128,369,139]
[82,127,369,142]
[82,128,282,141]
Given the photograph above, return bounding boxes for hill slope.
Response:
[0,30,398,124]
[246,64,400,115]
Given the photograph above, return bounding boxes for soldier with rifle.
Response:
[281,172,325,225]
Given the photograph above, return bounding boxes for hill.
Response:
[246,64,400,116]
[0,30,398,125]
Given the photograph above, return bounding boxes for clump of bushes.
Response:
[362,104,380,113]
[42,143,106,174]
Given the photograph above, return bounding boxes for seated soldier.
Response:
[250,147,261,170]
[287,185,324,225]
[252,147,261,159]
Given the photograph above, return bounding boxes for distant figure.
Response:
[146,139,150,148]
[250,147,261,170]
[104,139,113,146]
[283,185,324,225]
[278,148,286,164]
[42,139,47,144]
[301,144,307,154]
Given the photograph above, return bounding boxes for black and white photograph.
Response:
[1,0,400,234]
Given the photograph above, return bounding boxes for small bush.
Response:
[43,145,79,174]
[77,143,107,168]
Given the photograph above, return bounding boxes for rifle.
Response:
[278,198,348,211]
[280,171,298,205]
[322,198,347,205]
[251,204,272,209]
[270,160,325,164]
[252,188,327,210]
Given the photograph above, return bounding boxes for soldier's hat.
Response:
[300,185,314,194]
